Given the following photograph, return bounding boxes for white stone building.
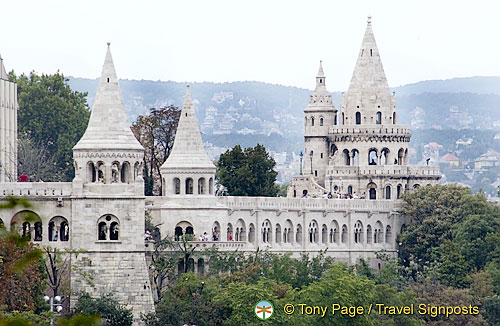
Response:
[0,54,18,182]
[0,18,441,326]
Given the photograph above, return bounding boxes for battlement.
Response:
[326,165,441,178]
[328,125,411,136]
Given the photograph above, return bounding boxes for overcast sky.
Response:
[1,0,499,90]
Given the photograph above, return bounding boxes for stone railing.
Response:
[327,165,440,177]
[0,182,73,197]
[328,125,411,136]
[220,196,397,212]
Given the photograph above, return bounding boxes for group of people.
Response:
[302,192,366,199]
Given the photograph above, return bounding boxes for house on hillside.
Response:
[474,150,500,170]
[456,137,473,146]
[441,153,460,167]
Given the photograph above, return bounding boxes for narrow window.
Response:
[356,112,361,125]
[311,117,315,126]
[370,49,373,56]
[376,112,382,124]
[107,78,110,83]
[320,118,324,126]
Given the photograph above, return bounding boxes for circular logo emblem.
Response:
[255,300,274,320]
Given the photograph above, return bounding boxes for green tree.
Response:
[72,293,132,326]
[11,72,90,181]
[216,144,279,196]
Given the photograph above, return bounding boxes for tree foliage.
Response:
[72,293,132,326]
[131,106,180,195]
[11,72,90,181]
[216,144,279,196]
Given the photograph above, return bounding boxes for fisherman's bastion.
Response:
[0,18,440,324]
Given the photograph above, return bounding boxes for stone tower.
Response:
[70,44,154,324]
[303,61,337,186]
[0,54,18,182]
[289,17,440,198]
[160,86,216,196]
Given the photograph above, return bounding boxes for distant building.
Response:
[474,150,500,170]
[456,137,473,146]
[441,153,460,167]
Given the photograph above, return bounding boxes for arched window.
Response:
[393,112,396,124]
[320,117,324,126]
[185,178,193,194]
[376,111,382,124]
[308,221,318,243]
[48,216,69,241]
[369,188,377,200]
[173,178,181,194]
[351,149,359,165]
[198,178,206,194]
[261,220,272,243]
[343,149,350,165]
[386,225,392,243]
[296,224,303,243]
[0,218,4,229]
[227,223,233,241]
[374,221,383,243]
[321,224,327,244]
[248,223,255,243]
[341,225,348,243]
[111,162,120,183]
[121,162,130,183]
[275,224,282,244]
[331,144,338,156]
[398,149,404,165]
[367,225,373,243]
[348,185,353,195]
[385,185,391,199]
[284,220,293,244]
[11,210,42,240]
[209,178,214,195]
[397,184,402,199]
[236,219,246,241]
[97,214,120,241]
[368,149,378,165]
[330,220,339,243]
[354,221,363,243]
[311,117,315,126]
[342,113,345,125]
[197,258,205,276]
[87,162,96,183]
[212,221,220,241]
[97,162,105,183]
[355,112,361,125]
[334,114,337,125]
[185,226,194,235]
[34,222,42,241]
[381,148,389,165]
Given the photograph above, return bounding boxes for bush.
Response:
[73,293,132,326]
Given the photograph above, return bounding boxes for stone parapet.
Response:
[328,125,410,137]
[326,165,441,178]
[0,182,73,197]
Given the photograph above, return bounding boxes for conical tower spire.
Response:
[0,54,8,80]
[161,86,215,169]
[341,16,396,125]
[73,43,142,151]
[317,60,325,78]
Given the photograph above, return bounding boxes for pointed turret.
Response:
[72,44,144,190]
[0,54,8,80]
[341,16,397,126]
[160,86,216,196]
[73,43,142,151]
[162,86,215,170]
[306,60,335,110]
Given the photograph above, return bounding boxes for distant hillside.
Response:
[67,76,500,152]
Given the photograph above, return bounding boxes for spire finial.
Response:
[367,15,372,25]
[107,42,111,47]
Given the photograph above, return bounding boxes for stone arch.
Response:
[209,178,214,195]
[330,144,338,156]
[368,182,377,200]
[397,184,402,199]
[385,225,392,243]
[397,148,404,165]
[347,185,353,196]
[198,177,206,194]
[367,224,373,243]
[341,224,348,243]
[330,220,339,243]
[175,221,194,240]
[48,216,69,242]
[173,178,181,194]
[236,219,246,241]
[343,149,350,166]
[87,161,96,183]
[283,219,293,243]
[212,221,221,241]
[385,185,392,199]
[275,223,282,244]
[185,178,194,194]
[374,221,383,243]
[227,223,233,241]
[308,220,319,243]
[321,224,327,244]
[97,214,120,241]
[376,111,382,124]
[11,210,42,240]
[261,219,272,243]
[0,218,4,229]
[380,148,390,165]
[413,184,420,190]
[351,149,359,165]
[97,161,105,183]
[111,161,120,183]
[354,220,363,243]
[121,161,131,183]
[319,117,324,126]
[368,148,378,165]
[248,223,255,243]
[296,223,303,243]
